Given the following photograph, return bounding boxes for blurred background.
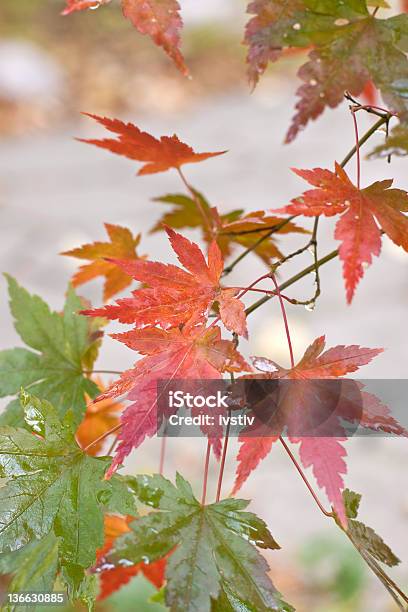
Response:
[0,1,407,610]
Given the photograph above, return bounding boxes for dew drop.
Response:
[309,79,317,86]
[118,558,134,567]
[305,303,315,312]
[142,556,150,565]
[334,18,349,26]
[292,23,301,30]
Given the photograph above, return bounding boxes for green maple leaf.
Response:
[0,276,103,426]
[0,532,59,612]
[369,122,408,158]
[245,0,408,141]
[108,473,290,612]
[151,191,306,265]
[0,391,137,569]
[342,489,400,567]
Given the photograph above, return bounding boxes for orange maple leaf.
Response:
[95,515,166,600]
[62,223,143,301]
[78,114,226,175]
[76,377,124,455]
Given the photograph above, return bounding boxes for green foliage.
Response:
[108,473,291,612]
[0,533,59,612]
[342,489,400,567]
[245,0,408,141]
[0,392,138,608]
[0,277,101,426]
[369,123,408,158]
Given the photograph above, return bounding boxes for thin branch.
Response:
[177,168,213,235]
[82,370,123,375]
[350,107,361,188]
[220,216,296,237]
[215,410,231,503]
[270,273,295,368]
[201,441,212,505]
[82,423,122,452]
[245,248,339,317]
[340,115,387,167]
[289,217,321,307]
[279,437,334,518]
[269,272,334,517]
[222,218,296,276]
[106,435,118,457]
[159,436,167,476]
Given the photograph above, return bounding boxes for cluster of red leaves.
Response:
[62,0,187,75]
[234,336,385,525]
[67,116,407,534]
[66,120,253,474]
[95,514,166,600]
[275,164,408,302]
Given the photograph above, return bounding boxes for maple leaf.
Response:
[275,163,408,302]
[61,0,110,15]
[0,532,59,607]
[122,0,187,75]
[0,277,102,427]
[244,1,408,140]
[342,489,400,566]
[62,223,143,301]
[106,473,290,612]
[79,114,226,175]
[99,323,249,476]
[83,227,249,337]
[369,123,408,158]
[62,1,187,74]
[151,192,308,265]
[76,378,124,455]
[95,514,166,600]
[234,336,383,525]
[0,392,137,570]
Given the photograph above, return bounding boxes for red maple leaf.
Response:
[78,114,226,175]
[62,223,143,301]
[95,515,166,600]
[63,0,187,75]
[274,163,408,302]
[99,322,249,476]
[61,0,110,15]
[122,0,187,75]
[233,336,383,525]
[83,227,248,337]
